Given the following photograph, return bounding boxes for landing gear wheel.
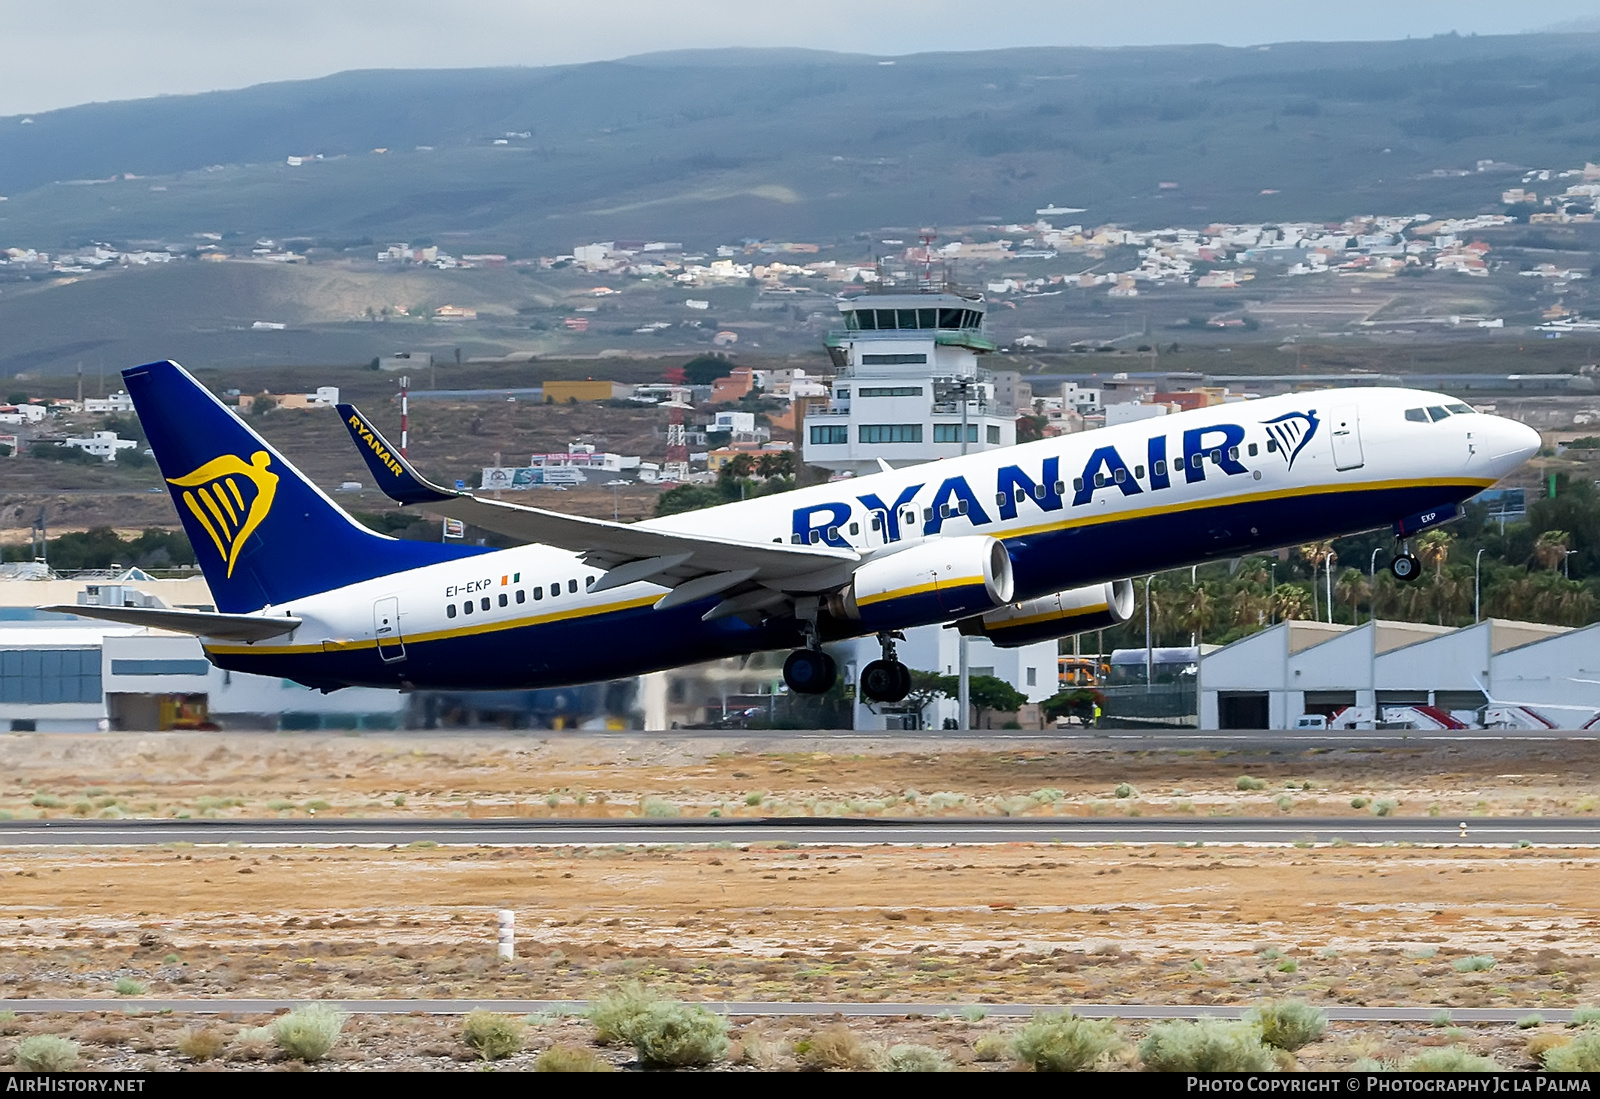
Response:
[783,649,838,695]
[1390,553,1422,583]
[861,659,912,704]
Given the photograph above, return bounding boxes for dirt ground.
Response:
[0,733,1596,1071]
[0,842,1595,1070]
[0,732,1594,823]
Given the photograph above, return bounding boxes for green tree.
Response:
[968,674,1028,727]
[681,355,730,386]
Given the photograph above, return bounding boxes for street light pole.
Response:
[1474,548,1486,624]
[1325,552,1336,625]
[1369,547,1381,624]
[1144,574,1154,688]
[1268,562,1276,625]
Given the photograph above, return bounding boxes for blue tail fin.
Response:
[125,360,483,613]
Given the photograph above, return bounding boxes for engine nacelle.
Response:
[957,579,1136,648]
[829,536,1014,632]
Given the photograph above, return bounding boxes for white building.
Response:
[61,431,137,460]
[804,292,1014,475]
[83,391,134,414]
[1104,403,1171,427]
[0,404,48,425]
[1199,618,1593,729]
[837,625,1057,731]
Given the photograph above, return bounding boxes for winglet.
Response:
[336,403,460,505]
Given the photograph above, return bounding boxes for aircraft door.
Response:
[1329,405,1364,471]
[373,596,406,663]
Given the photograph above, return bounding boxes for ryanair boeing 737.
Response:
[46,360,1539,704]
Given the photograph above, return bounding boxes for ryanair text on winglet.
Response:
[347,412,405,477]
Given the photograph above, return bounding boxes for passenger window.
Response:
[1134,465,1145,479]
[516,590,525,604]
[1073,477,1084,491]
[809,530,821,544]
[1447,403,1474,415]
[534,587,543,601]
[447,604,457,619]
[550,583,559,597]
[1427,406,1449,421]
[849,522,859,536]
[568,579,578,593]
[1210,449,1221,464]
[996,492,1008,506]
[1053,480,1066,494]
[1228,446,1239,461]
[499,593,508,608]
[940,504,951,518]
[923,507,933,522]
[903,509,915,527]
[1154,460,1166,476]
[1113,468,1126,484]
[1034,484,1046,499]
[481,597,490,612]
[791,533,802,544]
[826,525,839,541]
[870,514,882,531]
[957,499,968,515]
[1266,439,1279,452]
[1405,408,1428,422]
[585,576,595,588]
[1248,443,1258,457]
[463,601,473,615]
[1094,473,1108,488]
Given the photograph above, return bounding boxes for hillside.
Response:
[2,36,1599,254]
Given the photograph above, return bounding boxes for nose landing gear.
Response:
[860,631,912,704]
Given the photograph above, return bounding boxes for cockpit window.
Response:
[1446,403,1474,415]
[1404,408,1428,423]
[1426,406,1450,422]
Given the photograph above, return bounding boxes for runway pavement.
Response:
[0,997,1580,1024]
[0,815,1594,846]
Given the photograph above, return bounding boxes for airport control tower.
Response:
[802,288,1013,476]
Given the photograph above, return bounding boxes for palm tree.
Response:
[1417,530,1453,579]
[1176,584,1216,645]
[1297,541,1334,619]
[1272,583,1313,622]
[1531,530,1570,571]
[1334,567,1370,624]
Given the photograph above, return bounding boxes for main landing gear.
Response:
[860,631,912,704]
[782,605,838,695]
[1390,540,1422,583]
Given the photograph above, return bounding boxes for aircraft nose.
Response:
[1485,416,1541,466]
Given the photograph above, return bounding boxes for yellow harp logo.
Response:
[167,451,279,578]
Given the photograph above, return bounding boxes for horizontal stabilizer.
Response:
[39,605,301,642]
[336,403,460,505]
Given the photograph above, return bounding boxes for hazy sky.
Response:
[3,0,1598,116]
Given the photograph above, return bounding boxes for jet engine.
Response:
[829,536,1014,632]
[956,579,1135,648]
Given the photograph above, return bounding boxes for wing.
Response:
[336,403,857,618]
[39,605,301,642]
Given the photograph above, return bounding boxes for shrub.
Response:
[270,1003,347,1061]
[1373,798,1398,816]
[960,1005,987,1022]
[534,1044,613,1071]
[113,977,146,996]
[589,982,657,1045]
[1516,1014,1543,1030]
[462,1010,525,1060]
[1246,1000,1327,1051]
[642,799,679,819]
[1114,783,1135,799]
[1569,1006,1600,1027]
[972,1031,1012,1061]
[883,1043,952,1071]
[1453,955,1496,972]
[745,792,764,806]
[629,1002,728,1068]
[1431,1010,1454,1026]
[1277,959,1299,973]
[1526,1033,1570,1065]
[14,1035,79,1071]
[1276,795,1293,811]
[174,1027,226,1061]
[30,794,63,809]
[796,1024,878,1070]
[1012,1010,1124,1071]
[1543,1031,1600,1072]
[1236,776,1267,791]
[1403,1047,1500,1072]
[1350,797,1370,809]
[1138,1018,1276,1072]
